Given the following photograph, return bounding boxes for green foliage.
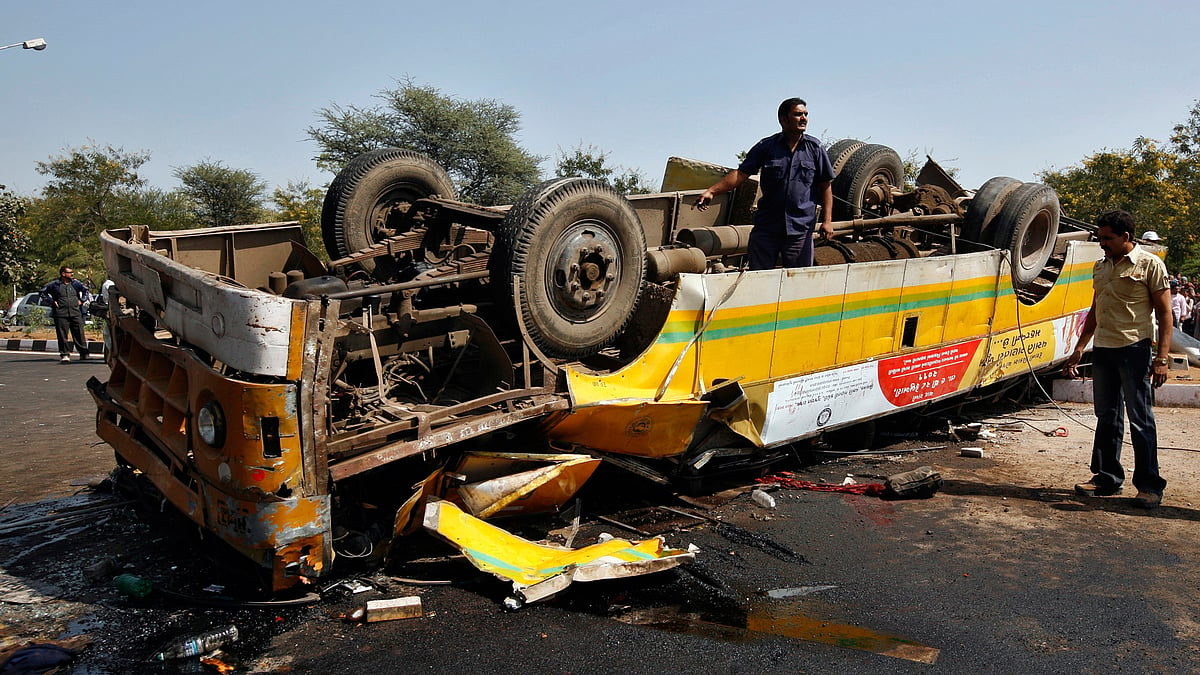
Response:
[23,305,50,331]
[24,144,196,289]
[0,184,39,300]
[554,144,655,195]
[1039,131,1195,273]
[174,160,268,228]
[121,189,195,232]
[308,78,544,204]
[273,180,327,261]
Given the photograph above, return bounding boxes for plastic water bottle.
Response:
[152,624,239,661]
[751,489,776,509]
[113,574,152,599]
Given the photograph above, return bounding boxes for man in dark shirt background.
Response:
[40,265,90,363]
[697,97,835,270]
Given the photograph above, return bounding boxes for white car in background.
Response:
[3,292,54,326]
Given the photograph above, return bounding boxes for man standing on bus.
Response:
[696,97,835,270]
[1061,210,1172,508]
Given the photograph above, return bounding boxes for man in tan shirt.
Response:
[1061,210,1172,508]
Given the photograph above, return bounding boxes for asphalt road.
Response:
[3,352,1199,673]
[0,350,112,503]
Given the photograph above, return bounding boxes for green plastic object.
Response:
[113,573,152,598]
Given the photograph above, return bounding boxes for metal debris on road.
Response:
[422,500,694,605]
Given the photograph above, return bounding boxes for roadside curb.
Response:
[2,339,104,354]
[1053,378,1200,408]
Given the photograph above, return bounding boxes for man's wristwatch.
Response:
[1152,357,1169,367]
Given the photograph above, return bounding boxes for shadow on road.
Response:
[940,478,1200,521]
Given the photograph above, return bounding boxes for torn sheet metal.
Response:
[391,452,599,543]
[393,469,443,539]
[422,500,694,603]
[452,452,600,518]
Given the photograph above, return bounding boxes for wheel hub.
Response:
[371,184,422,239]
[550,221,621,315]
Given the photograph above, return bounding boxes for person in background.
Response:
[1061,210,1171,509]
[1170,279,1187,328]
[1182,285,1196,336]
[1191,285,1200,339]
[95,278,116,354]
[696,97,835,270]
[39,266,90,363]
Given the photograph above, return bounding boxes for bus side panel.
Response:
[769,265,848,379]
[566,274,707,403]
[695,270,784,389]
[836,262,905,363]
[896,256,955,350]
[942,252,1000,342]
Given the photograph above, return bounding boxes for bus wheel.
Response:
[321,149,456,272]
[832,144,904,221]
[826,138,865,176]
[492,178,646,359]
[962,176,1021,244]
[987,183,1060,288]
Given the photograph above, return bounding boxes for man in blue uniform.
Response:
[40,265,90,362]
[697,97,835,270]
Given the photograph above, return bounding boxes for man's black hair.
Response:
[1096,210,1136,238]
[777,97,808,119]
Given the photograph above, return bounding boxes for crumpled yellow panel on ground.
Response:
[423,500,694,602]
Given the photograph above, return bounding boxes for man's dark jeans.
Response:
[1090,339,1166,495]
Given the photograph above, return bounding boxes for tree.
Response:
[1039,136,1194,273]
[174,160,268,228]
[27,144,152,287]
[23,144,195,289]
[308,78,543,204]
[554,144,655,195]
[273,180,327,261]
[0,185,38,302]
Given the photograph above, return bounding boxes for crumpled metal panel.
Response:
[207,490,329,547]
[100,229,299,377]
[423,500,693,603]
[453,452,600,518]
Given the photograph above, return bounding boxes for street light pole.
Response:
[0,38,48,52]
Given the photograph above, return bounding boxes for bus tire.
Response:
[492,178,646,359]
[832,144,904,221]
[987,182,1060,288]
[962,176,1021,244]
[321,149,456,271]
[826,138,865,176]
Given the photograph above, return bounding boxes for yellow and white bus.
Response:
[90,144,1100,591]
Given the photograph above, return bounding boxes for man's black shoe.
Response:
[1075,479,1123,497]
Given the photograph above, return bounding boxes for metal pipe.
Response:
[676,212,962,255]
[326,269,491,300]
[831,212,961,232]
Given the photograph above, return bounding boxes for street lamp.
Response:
[0,38,48,52]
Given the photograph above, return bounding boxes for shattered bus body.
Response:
[89,143,1099,593]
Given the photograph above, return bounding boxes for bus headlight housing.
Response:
[196,401,226,448]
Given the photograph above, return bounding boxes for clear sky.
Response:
[3,0,1198,202]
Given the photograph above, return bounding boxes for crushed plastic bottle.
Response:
[751,489,776,509]
[113,574,152,599]
[152,624,239,661]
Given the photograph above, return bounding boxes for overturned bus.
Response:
[89,142,1100,592]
